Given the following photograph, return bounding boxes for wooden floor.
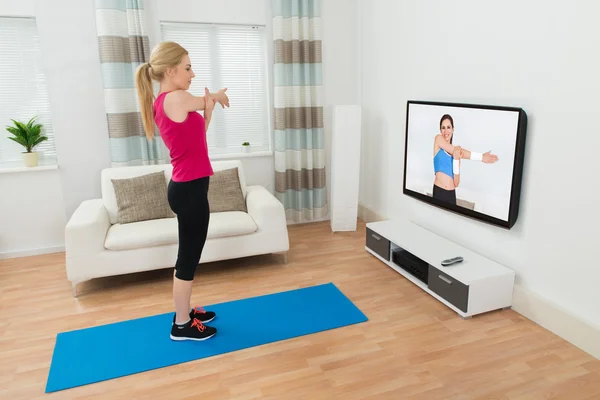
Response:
[1,220,600,399]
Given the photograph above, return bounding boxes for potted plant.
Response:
[6,116,47,167]
[241,141,251,153]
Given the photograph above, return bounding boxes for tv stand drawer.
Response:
[366,228,390,261]
[428,266,469,313]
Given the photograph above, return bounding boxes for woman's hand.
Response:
[453,146,463,160]
[213,88,230,108]
[482,151,498,163]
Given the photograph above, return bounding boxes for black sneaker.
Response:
[172,306,216,325]
[170,318,217,341]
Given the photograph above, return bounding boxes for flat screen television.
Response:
[403,100,527,229]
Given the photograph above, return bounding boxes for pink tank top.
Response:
[153,92,213,182]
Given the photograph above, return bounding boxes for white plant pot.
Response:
[241,145,251,153]
[23,152,39,167]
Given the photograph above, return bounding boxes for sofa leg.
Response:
[274,251,288,265]
[72,282,79,298]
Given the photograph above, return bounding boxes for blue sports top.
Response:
[433,149,453,178]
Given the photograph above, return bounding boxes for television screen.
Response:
[403,100,527,229]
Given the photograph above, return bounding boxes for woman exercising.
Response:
[432,114,498,205]
[135,41,229,341]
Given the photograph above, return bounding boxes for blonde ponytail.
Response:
[135,62,155,141]
[134,41,189,141]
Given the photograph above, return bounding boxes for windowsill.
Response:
[0,158,59,174]
[210,150,273,160]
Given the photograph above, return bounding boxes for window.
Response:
[160,22,270,155]
[0,17,56,165]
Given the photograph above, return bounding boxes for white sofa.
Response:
[65,160,289,296]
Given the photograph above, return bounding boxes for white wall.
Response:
[358,0,600,332]
[0,169,66,257]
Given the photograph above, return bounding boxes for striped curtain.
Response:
[95,0,165,167]
[273,0,328,222]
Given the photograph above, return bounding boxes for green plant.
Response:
[6,116,47,153]
[242,141,250,146]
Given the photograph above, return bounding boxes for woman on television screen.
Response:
[432,114,498,205]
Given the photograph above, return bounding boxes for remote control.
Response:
[441,256,464,266]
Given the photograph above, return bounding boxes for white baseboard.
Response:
[0,245,65,260]
[358,202,387,223]
[512,284,600,359]
[358,202,600,360]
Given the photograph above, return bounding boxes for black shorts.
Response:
[432,184,456,206]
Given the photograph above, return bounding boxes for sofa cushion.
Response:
[110,171,175,224]
[208,167,247,213]
[212,160,247,199]
[104,212,258,251]
[101,164,173,225]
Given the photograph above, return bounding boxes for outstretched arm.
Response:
[435,136,498,164]
[459,148,498,163]
[170,90,206,111]
[170,88,229,112]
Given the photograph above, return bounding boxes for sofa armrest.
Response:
[246,185,287,233]
[65,199,110,258]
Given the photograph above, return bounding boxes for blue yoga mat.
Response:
[46,282,368,393]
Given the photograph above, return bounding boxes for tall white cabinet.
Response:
[330,105,362,232]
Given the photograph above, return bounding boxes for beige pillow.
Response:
[208,167,247,213]
[111,171,174,224]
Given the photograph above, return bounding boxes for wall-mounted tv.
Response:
[403,100,527,229]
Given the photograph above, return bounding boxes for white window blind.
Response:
[160,22,270,155]
[0,16,56,164]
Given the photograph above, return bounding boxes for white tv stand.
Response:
[365,219,515,319]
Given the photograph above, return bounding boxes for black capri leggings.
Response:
[167,176,210,281]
